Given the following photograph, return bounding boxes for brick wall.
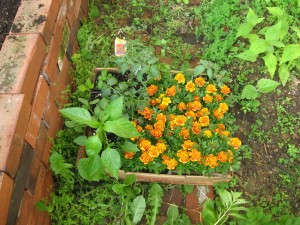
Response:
[0,0,88,224]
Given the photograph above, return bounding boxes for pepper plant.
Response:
[60,96,140,181]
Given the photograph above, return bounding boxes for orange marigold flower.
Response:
[177,102,187,111]
[185,111,197,120]
[221,85,231,95]
[158,103,167,111]
[218,124,226,130]
[174,73,185,84]
[150,129,163,139]
[203,94,213,103]
[197,108,210,117]
[148,145,160,158]
[221,130,230,137]
[213,109,224,120]
[124,152,136,159]
[139,152,154,165]
[185,81,196,93]
[179,127,190,139]
[138,107,154,120]
[187,101,202,111]
[182,140,196,150]
[175,115,187,126]
[156,113,167,122]
[170,120,176,130]
[166,85,177,96]
[205,154,218,168]
[229,138,242,150]
[139,139,152,151]
[155,98,161,104]
[177,149,190,163]
[215,94,223,102]
[217,151,228,163]
[156,142,167,154]
[206,84,217,94]
[162,97,171,106]
[189,149,202,162]
[194,96,200,101]
[146,85,158,96]
[165,158,178,170]
[150,98,157,106]
[199,116,210,127]
[203,130,212,138]
[145,124,153,131]
[154,120,165,131]
[219,102,229,113]
[192,121,201,134]
[195,77,206,87]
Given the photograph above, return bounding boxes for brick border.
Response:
[0,0,88,224]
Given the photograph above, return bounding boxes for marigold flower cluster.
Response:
[123,72,242,174]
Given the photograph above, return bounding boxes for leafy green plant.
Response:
[236,7,300,86]
[59,96,140,181]
[201,189,248,224]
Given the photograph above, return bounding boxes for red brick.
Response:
[10,0,61,44]
[16,190,33,225]
[43,213,51,225]
[0,173,13,225]
[0,94,31,177]
[58,22,71,71]
[26,154,41,195]
[36,122,49,161]
[0,34,46,104]
[41,140,52,169]
[80,0,89,17]
[161,187,184,215]
[42,169,54,199]
[25,76,49,148]
[56,56,71,108]
[42,0,67,79]
[67,0,76,28]
[74,0,82,22]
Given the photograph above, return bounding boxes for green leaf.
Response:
[267,7,284,19]
[265,23,281,42]
[278,63,290,86]
[291,26,300,39]
[194,65,205,76]
[120,141,140,152]
[236,50,258,62]
[280,44,300,65]
[85,135,102,157]
[105,96,124,120]
[150,183,164,198]
[78,155,105,181]
[99,98,109,110]
[278,20,289,40]
[246,8,264,26]
[107,77,118,86]
[103,118,140,138]
[249,39,268,54]
[262,53,277,78]
[165,205,179,225]
[73,135,88,146]
[131,196,146,224]
[246,34,259,43]
[236,23,253,38]
[89,5,99,18]
[36,201,49,212]
[183,185,194,194]
[241,85,259,100]
[257,78,280,93]
[101,147,121,179]
[60,107,92,125]
[112,184,125,194]
[49,152,73,179]
[219,190,232,208]
[202,199,216,224]
[270,41,285,48]
[124,174,137,186]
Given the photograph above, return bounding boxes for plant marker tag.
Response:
[115,37,126,56]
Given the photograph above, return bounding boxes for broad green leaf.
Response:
[267,7,284,19]
[78,155,105,181]
[291,26,300,39]
[35,201,49,212]
[278,64,290,86]
[85,135,102,157]
[229,212,246,220]
[73,135,88,146]
[149,183,164,198]
[236,50,258,62]
[183,185,194,194]
[131,196,146,224]
[49,152,73,179]
[107,77,118,86]
[280,44,300,64]
[236,23,253,38]
[99,97,109,110]
[103,118,140,138]
[112,184,125,194]
[60,107,92,125]
[124,174,137,186]
[89,5,99,18]
[241,85,259,100]
[101,147,121,179]
[105,96,124,120]
[166,205,179,225]
[262,53,277,78]
[246,8,264,26]
[202,199,216,224]
[120,141,140,152]
[219,190,232,208]
[270,41,285,48]
[150,66,160,78]
[194,65,205,76]
[249,39,268,54]
[279,20,289,40]
[78,97,89,106]
[265,23,281,42]
[257,78,280,93]
[246,34,259,43]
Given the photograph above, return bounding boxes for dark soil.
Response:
[0,0,21,50]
